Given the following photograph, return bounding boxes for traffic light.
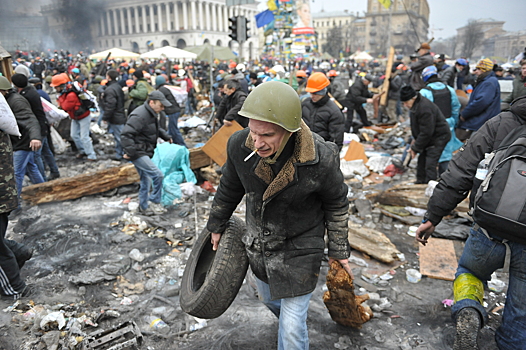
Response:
[229,16,238,42]
[245,17,251,41]
[236,16,250,42]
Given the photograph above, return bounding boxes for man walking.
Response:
[215,79,248,127]
[416,95,526,350]
[400,85,450,184]
[207,82,352,350]
[121,91,172,216]
[52,73,97,161]
[102,69,126,160]
[343,74,378,130]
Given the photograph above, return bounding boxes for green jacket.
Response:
[0,131,18,214]
[129,78,154,106]
[503,74,526,104]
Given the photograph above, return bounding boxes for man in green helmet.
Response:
[206,81,352,350]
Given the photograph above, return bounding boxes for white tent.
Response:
[350,51,373,61]
[89,48,140,60]
[140,46,197,60]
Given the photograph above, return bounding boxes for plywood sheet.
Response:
[419,237,458,281]
[201,120,244,166]
[343,140,368,163]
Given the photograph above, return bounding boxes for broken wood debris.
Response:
[347,225,401,264]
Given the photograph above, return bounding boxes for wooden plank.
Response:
[380,46,395,106]
[22,164,140,205]
[202,120,244,166]
[419,237,458,281]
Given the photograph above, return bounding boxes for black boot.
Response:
[454,307,481,350]
[5,240,34,269]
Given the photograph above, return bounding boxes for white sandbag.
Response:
[0,93,21,137]
[49,126,67,154]
[164,85,187,106]
[41,97,68,125]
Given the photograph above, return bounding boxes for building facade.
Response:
[365,0,429,56]
[313,10,365,56]
[41,0,260,60]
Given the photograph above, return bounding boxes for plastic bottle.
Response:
[475,153,491,180]
[143,316,170,334]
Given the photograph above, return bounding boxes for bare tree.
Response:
[323,26,343,58]
[460,19,484,59]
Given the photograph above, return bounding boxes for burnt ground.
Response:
[0,120,506,350]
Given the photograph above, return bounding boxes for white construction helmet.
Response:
[236,63,246,72]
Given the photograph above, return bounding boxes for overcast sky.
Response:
[309,0,524,39]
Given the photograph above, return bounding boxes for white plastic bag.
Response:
[0,93,21,136]
[41,97,68,125]
[49,126,67,154]
[165,85,188,106]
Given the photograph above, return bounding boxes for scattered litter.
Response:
[40,311,66,330]
[407,226,418,237]
[442,299,454,307]
[405,269,422,283]
[404,207,426,216]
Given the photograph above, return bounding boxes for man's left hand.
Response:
[410,149,417,159]
[223,120,233,127]
[123,154,130,159]
[169,138,173,144]
[328,258,354,279]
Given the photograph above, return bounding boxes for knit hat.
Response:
[363,74,374,82]
[400,86,417,102]
[133,70,144,79]
[476,58,493,72]
[155,75,166,87]
[11,73,28,88]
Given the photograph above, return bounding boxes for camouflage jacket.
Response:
[0,130,18,214]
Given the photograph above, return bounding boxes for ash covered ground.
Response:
[0,119,506,350]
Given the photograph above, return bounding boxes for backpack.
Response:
[473,123,526,236]
[71,81,96,117]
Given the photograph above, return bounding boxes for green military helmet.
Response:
[94,75,105,83]
[239,81,301,132]
[0,76,12,90]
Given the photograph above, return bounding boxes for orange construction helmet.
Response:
[129,68,136,74]
[327,70,337,77]
[50,73,70,87]
[100,79,108,86]
[305,72,330,92]
[126,79,135,87]
[296,70,307,78]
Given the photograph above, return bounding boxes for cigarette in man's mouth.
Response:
[244,149,258,162]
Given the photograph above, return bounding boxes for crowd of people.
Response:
[1,42,526,350]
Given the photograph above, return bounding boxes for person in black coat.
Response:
[102,70,126,160]
[215,79,248,127]
[400,86,451,184]
[12,73,60,180]
[301,84,344,151]
[122,91,172,215]
[155,75,186,147]
[343,74,377,130]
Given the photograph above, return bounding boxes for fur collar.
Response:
[245,120,316,201]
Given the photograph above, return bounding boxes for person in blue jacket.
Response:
[457,58,501,141]
[420,66,463,175]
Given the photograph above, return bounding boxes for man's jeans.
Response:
[33,136,60,180]
[167,112,187,147]
[13,150,44,200]
[108,123,124,158]
[131,156,163,210]
[70,116,96,159]
[452,226,526,350]
[255,277,312,350]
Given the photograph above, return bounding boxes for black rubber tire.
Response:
[180,216,249,319]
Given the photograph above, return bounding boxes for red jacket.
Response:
[57,90,90,120]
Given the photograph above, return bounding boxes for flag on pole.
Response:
[267,0,277,11]
[378,0,391,9]
[255,10,275,28]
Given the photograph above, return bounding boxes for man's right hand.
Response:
[211,233,221,251]
[415,221,436,246]
[30,139,42,151]
[123,154,130,159]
